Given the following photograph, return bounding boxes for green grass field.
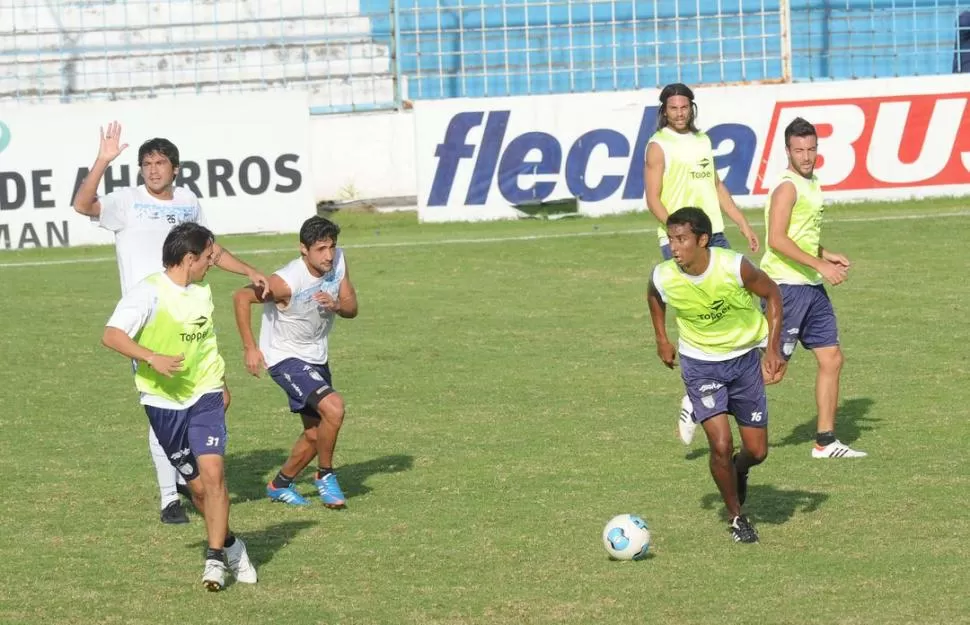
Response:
[1,198,968,625]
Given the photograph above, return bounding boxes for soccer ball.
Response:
[602,514,651,560]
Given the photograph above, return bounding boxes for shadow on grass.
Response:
[700,484,829,525]
[224,449,414,504]
[682,397,878,460]
[775,397,878,448]
[185,519,317,571]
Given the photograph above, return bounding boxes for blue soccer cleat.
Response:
[266,482,310,506]
[314,473,346,508]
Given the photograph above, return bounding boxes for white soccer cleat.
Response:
[812,440,867,458]
[226,537,258,584]
[677,395,698,445]
[202,559,227,592]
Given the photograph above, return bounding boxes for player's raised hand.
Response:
[148,353,185,377]
[98,121,129,163]
[244,345,267,377]
[657,340,677,369]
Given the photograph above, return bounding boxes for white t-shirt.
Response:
[259,251,347,368]
[94,185,206,295]
[105,273,222,410]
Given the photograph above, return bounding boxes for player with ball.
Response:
[647,207,786,543]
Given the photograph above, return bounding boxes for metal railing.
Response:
[0,0,399,114]
[1,0,967,114]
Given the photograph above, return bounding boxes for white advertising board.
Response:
[0,91,315,249]
[413,75,970,222]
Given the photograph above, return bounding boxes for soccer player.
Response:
[232,216,358,508]
[647,208,785,543]
[760,117,867,459]
[73,121,269,524]
[101,222,257,591]
[643,83,761,446]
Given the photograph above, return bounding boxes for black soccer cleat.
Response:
[730,515,759,543]
[160,500,189,525]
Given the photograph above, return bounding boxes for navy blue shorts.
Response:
[680,349,767,428]
[144,391,227,481]
[661,231,730,260]
[268,358,335,416]
[763,284,839,361]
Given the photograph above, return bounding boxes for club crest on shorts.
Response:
[304,365,324,382]
[701,395,716,409]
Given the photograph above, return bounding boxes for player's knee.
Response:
[751,445,768,464]
[200,468,224,489]
[832,349,844,371]
[709,437,734,461]
[201,475,226,500]
[817,347,843,373]
[317,393,345,424]
[197,459,226,491]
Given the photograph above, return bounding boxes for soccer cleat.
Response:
[202,559,227,592]
[677,395,698,445]
[314,472,347,508]
[812,440,867,459]
[266,482,310,506]
[730,515,759,544]
[225,538,258,584]
[733,454,749,506]
[160,500,189,524]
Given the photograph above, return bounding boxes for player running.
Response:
[647,208,785,543]
[233,216,359,509]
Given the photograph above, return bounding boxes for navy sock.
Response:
[206,547,224,562]
[816,431,837,446]
[272,471,294,489]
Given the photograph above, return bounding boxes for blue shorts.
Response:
[763,284,839,361]
[660,232,730,260]
[680,349,767,428]
[268,358,335,416]
[144,391,227,481]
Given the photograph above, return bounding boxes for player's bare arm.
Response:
[212,244,269,296]
[232,274,290,377]
[644,143,669,226]
[715,173,760,253]
[102,326,184,378]
[739,259,786,384]
[647,277,676,368]
[72,121,129,217]
[768,182,847,286]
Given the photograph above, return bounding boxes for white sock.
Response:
[149,426,179,509]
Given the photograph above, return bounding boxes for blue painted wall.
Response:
[361,0,968,99]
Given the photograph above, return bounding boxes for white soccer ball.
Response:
[602,514,651,560]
